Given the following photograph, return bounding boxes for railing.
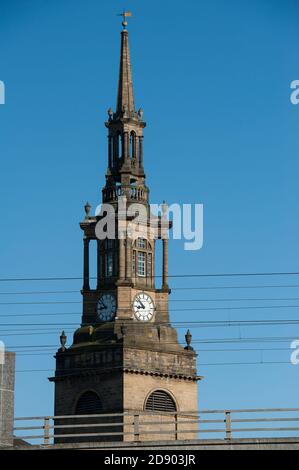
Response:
[13,408,299,446]
[102,185,148,204]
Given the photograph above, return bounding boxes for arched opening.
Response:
[145,390,177,413]
[75,391,103,415]
[130,131,136,160]
[118,132,123,159]
[102,239,118,278]
[68,391,120,444]
[114,132,122,162]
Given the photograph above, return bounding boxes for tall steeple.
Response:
[50,15,199,444]
[116,28,135,117]
[104,18,147,206]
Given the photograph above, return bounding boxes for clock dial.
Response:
[133,293,155,322]
[97,294,116,322]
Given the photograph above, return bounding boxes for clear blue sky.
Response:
[0,0,299,420]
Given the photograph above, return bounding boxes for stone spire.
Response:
[104,15,147,199]
[116,27,135,116]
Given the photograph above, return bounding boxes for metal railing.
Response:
[13,408,299,446]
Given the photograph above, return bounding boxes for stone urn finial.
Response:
[138,108,144,120]
[84,202,91,219]
[161,200,168,215]
[108,108,113,120]
[184,329,194,351]
[60,330,67,352]
[88,326,94,336]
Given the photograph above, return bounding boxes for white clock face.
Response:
[133,293,155,322]
[97,294,116,322]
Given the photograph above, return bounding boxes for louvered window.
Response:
[75,391,103,415]
[145,390,177,412]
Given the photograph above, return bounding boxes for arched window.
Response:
[75,391,103,415]
[114,132,122,160]
[145,390,177,413]
[132,238,153,280]
[130,131,136,159]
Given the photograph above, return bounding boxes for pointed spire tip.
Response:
[116,17,136,117]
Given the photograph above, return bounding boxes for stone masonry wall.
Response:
[0,351,15,447]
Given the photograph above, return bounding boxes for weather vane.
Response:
[117,10,132,30]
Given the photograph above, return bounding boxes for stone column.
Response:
[83,237,90,290]
[134,135,138,160]
[125,239,132,280]
[119,238,125,280]
[108,136,113,168]
[97,240,101,289]
[139,136,144,168]
[124,132,129,161]
[162,238,169,289]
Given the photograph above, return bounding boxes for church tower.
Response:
[50,16,200,441]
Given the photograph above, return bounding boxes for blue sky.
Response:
[0,0,299,420]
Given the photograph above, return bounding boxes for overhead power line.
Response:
[5,335,297,350]
[1,304,299,317]
[3,349,288,357]
[0,290,79,296]
[1,317,299,327]
[1,297,299,306]
[173,284,299,291]
[1,285,299,295]
[1,271,299,282]
[1,320,298,337]
[14,360,294,373]
[13,346,294,357]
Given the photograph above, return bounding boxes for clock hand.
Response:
[138,300,145,309]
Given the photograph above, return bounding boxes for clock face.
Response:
[133,293,155,322]
[97,294,116,322]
